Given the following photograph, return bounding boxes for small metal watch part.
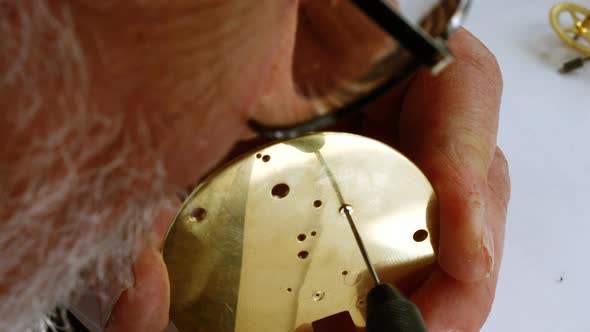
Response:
[163,132,438,332]
[550,3,590,55]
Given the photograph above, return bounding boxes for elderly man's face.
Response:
[0,0,299,329]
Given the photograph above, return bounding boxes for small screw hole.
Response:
[413,229,429,242]
[310,231,317,236]
[297,234,306,242]
[313,200,322,208]
[313,291,325,301]
[287,288,293,293]
[262,155,271,162]
[297,251,309,259]
[342,270,348,276]
[256,153,262,159]
[190,207,207,222]
[271,183,290,199]
[339,204,354,215]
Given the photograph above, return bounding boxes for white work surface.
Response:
[464,1,590,331]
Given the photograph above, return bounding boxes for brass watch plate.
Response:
[163,132,438,332]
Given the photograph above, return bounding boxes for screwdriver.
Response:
[311,148,428,332]
[340,204,428,332]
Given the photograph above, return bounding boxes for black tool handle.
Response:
[366,283,428,332]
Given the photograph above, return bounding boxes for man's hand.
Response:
[106,29,509,332]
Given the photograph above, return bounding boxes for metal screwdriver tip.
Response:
[339,204,381,286]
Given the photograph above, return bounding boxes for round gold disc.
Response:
[163,132,438,332]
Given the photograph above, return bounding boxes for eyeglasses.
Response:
[248,0,470,139]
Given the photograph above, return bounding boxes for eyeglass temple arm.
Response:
[351,0,453,74]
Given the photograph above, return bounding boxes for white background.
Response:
[464,1,590,331]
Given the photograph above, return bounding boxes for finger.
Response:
[106,209,176,332]
[106,247,169,332]
[487,147,511,212]
[410,160,508,332]
[399,28,503,282]
[410,269,498,332]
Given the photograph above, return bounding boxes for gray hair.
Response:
[1,2,173,330]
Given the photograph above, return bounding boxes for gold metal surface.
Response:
[163,132,438,332]
[550,2,590,55]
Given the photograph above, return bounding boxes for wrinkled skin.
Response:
[1,1,509,331]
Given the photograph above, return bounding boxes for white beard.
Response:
[0,2,175,330]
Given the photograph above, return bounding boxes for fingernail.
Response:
[482,222,495,277]
[461,146,495,277]
[469,187,493,278]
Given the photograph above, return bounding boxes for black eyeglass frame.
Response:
[248,0,471,139]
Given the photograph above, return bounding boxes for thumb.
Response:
[400,29,503,282]
[106,208,176,332]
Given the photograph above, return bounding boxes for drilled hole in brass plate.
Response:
[297,234,307,242]
[287,288,293,293]
[313,291,325,301]
[341,270,348,276]
[339,204,354,215]
[413,229,429,242]
[271,183,290,199]
[313,200,323,208]
[262,155,271,162]
[256,153,262,159]
[189,207,207,222]
[310,231,317,236]
[298,251,309,259]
